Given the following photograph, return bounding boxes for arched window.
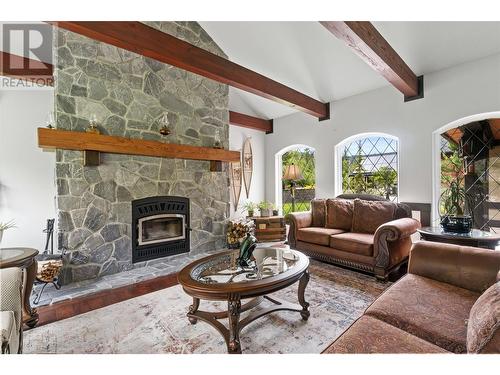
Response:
[438,118,500,232]
[275,145,316,215]
[336,134,399,201]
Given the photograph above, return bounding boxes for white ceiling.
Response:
[3,21,500,120]
[200,21,500,120]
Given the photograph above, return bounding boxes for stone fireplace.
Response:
[132,196,190,263]
[54,22,231,284]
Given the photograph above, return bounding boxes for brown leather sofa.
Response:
[323,241,500,353]
[287,194,421,280]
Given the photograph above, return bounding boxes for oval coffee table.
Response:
[177,246,310,354]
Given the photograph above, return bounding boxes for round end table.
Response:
[0,248,40,328]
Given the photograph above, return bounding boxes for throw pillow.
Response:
[351,198,396,234]
[326,198,353,230]
[311,199,327,227]
[467,282,500,353]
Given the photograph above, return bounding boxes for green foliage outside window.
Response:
[282,148,315,188]
[341,137,398,200]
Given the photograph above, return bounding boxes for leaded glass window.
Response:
[341,136,398,201]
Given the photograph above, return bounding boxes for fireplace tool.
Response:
[33,219,63,305]
[43,218,55,254]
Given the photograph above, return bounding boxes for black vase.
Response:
[440,215,473,233]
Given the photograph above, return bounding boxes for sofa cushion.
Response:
[326,198,353,230]
[323,315,448,354]
[366,274,480,353]
[351,198,396,234]
[297,227,346,246]
[311,199,327,227]
[467,281,500,353]
[329,232,374,257]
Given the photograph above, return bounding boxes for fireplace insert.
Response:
[132,196,190,263]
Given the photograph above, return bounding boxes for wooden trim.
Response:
[320,21,421,99]
[37,128,240,163]
[35,273,178,327]
[0,51,54,86]
[229,111,273,134]
[48,22,329,119]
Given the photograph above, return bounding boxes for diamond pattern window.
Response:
[340,135,398,201]
[440,119,500,232]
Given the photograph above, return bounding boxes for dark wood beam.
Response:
[48,22,329,119]
[0,51,53,86]
[229,111,273,134]
[320,21,423,101]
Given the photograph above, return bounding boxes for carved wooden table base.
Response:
[187,270,310,354]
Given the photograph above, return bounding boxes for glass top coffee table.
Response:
[417,226,500,249]
[177,246,310,354]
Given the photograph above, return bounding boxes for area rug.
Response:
[24,260,390,354]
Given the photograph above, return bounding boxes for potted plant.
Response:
[439,145,473,233]
[240,201,257,217]
[271,203,279,216]
[0,220,16,244]
[258,201,273,217]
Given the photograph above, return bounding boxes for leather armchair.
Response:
[373,218,421,278]
[1,267,23,354]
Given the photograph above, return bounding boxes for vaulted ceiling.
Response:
[3,21,500,123]
[200,21,500,120]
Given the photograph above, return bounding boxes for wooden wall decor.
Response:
[242,138,253,198]
[230,160,243,210]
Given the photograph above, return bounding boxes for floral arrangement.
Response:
[226,219,254,248]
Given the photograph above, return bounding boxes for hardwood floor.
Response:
[32,273,178,328]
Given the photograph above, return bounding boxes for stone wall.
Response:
[54,22,231,284]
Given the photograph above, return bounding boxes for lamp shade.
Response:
[283,163,303,181]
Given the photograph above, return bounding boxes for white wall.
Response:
[0,87,56,249]
[229,125,266,219]
[265,53,500,215]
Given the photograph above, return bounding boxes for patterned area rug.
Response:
[24,260,390,354]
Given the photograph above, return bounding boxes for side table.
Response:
[249,216,286,242]
[417,227,500,250]
[0,248,39,328]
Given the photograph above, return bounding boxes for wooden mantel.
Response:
[37,128,240,167]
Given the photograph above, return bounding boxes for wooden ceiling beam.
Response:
[320,21,423,101]
[229,111,273,134]
[48,21,330,119]
[0,51,53,86]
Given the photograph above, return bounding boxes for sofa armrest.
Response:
[286,211,312,247]
[0,267,23,354]
[373,218,421,273]
[408,241,500,293]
